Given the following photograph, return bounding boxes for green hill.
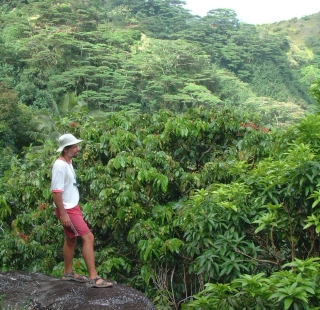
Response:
[0,1,318,114]
[0,0,319,155]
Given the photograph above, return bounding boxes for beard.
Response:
[68,150,79,158]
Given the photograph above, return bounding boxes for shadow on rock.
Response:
[0,271,156,309]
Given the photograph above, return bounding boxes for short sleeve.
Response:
[51,160,66,192]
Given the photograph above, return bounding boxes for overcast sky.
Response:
[183,0,320,24]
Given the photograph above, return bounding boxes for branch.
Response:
[198,141,215,162]
[233,247,278,265]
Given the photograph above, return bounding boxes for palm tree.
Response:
[27,92,87,141]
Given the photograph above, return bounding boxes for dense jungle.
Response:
[2,0,320,309]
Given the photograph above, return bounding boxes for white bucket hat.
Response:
[56,133,83,152]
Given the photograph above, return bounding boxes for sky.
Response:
[183,0,320,24]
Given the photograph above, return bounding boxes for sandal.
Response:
[86,276,114,288]
[62,271,88,283]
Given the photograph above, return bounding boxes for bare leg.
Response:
[81,232,98,279]
[63,236,76,274]
[81,232,112,285]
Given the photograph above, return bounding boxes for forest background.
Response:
[2,0,320,309]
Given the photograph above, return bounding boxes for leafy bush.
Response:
[2,107,320,309]
[182,258,320,309]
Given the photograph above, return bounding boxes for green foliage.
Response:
[0,0,313,118]
[246,141,320,264]
[1,1,320,308]
[0,104,320,309]
[310,78,320,111]
[0,83,33,173]
[295,114,320,151]
[0,107,278,308]
[183,258,320,309]
[0,147,14,179]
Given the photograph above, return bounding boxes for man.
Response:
[51,133,113,288]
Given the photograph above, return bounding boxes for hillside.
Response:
[0,0,319,154]
[263,12,320,46]
[261,12,320,92]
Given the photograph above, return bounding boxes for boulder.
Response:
[0,271,156,309]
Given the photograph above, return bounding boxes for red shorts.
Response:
[54,205,90,238]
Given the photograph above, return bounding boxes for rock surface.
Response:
[0,271,156,309]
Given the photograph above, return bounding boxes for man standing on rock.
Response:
[51,133,114,288]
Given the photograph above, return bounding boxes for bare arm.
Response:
[52,192,71,226]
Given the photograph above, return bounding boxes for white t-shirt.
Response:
[51,158,79,209]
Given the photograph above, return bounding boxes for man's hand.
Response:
[59,212,71,226]
[52,192,70,226]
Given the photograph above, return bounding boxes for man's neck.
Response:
[60,155,72,164]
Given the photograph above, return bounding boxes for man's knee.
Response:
[81,232,94,243]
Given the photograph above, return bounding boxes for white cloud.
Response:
[183,0,320,24]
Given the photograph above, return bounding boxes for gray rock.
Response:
[0,271,156,309]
